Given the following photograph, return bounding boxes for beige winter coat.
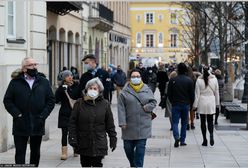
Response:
[193,74,220,115]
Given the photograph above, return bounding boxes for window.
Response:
[158,14,163,22]
[136,14,141,22]
[171,34,177,47]
[7,1,15,38]
[136,32,142,47]
[158,32,163,47]
[171,12,177,24]
[146,34,154,47]
[145,13,154,24]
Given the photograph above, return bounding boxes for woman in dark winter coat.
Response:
[55,70,80,160]
[214,69,224,125]
[69,77,117,167]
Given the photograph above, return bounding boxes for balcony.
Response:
[47,2,83,16]
[88,3,113,32]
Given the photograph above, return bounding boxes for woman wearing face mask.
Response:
[55,70,80,160]
[68,77,117,167]
[118,69,157,168]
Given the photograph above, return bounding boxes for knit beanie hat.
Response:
[60,70,72,81]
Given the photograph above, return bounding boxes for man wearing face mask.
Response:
[79,54,109,100]
[113,65,127,98]
[3,57,55,167]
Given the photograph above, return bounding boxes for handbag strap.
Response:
[64,90,76,109]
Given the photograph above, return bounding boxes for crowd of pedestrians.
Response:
[3,54,223,167]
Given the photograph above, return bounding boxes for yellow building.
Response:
[130,2,190,65]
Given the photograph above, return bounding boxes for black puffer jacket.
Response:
[55,82,79,128]
[3,72,55,136]
[69,95,117,156]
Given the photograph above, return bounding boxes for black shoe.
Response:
[214,121,218,125]
[210,136,214,146]
[174,139,180,148]
[170,128,173,131]
[187,124,190,130]
[196,114,199,119]
[180,142,187,146]
[202,139,208,146]
[191,123,195,130]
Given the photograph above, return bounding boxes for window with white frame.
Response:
[158,14,163,22]
[145,34,154,47]
[158,32,163,47]
[145,13,154,24]
[7,1,25,42]
[136,14,141,22]
[7,1,15,38]
[170,12,177,24]
[171,34,177,47]
[136,32,142,47]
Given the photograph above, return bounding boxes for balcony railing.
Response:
[99,3,113,23]
[88,3,113,32]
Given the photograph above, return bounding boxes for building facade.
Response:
[47,2,82,87]
[104,2,131,72]
[81,2,113,70]
[130,2,190,65]
[0,1,47,152]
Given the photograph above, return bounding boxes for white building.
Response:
[0,1,47,152]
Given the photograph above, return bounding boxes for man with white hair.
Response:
[3,57,55,167]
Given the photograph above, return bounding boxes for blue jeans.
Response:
[123,139,147,167]
[172,104,189,143]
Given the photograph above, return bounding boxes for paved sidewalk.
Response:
[1,90,248,167]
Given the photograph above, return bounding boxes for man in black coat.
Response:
[3,57,55,167]
[79,54,110,100]
[168,63,194,148]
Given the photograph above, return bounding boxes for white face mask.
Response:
[131,77,141,85]
[87,89,99,99]
[85,64,93,71]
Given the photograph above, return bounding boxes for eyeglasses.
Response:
[131,76,141,78]
[25,63,38,67]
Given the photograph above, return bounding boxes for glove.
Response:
[62,85,68,90]
[110,137,117,152]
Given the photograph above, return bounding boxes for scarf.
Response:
[130,81,144,93]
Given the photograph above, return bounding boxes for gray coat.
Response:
[118,83,157,140]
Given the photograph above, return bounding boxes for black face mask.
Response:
[26,68,38,77]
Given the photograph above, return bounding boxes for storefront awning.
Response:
[47,2,83,16]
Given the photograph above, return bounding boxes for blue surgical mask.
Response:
[131,77,141,85]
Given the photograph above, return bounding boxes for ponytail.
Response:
[203,67,209,87]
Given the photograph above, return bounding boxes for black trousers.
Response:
[14,135,42,167]
[61,127,68,146]
[80,155,104,167]
[200,114,214,140]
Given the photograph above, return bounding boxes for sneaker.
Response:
[174,139,180,148]
[191,123,195,130]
